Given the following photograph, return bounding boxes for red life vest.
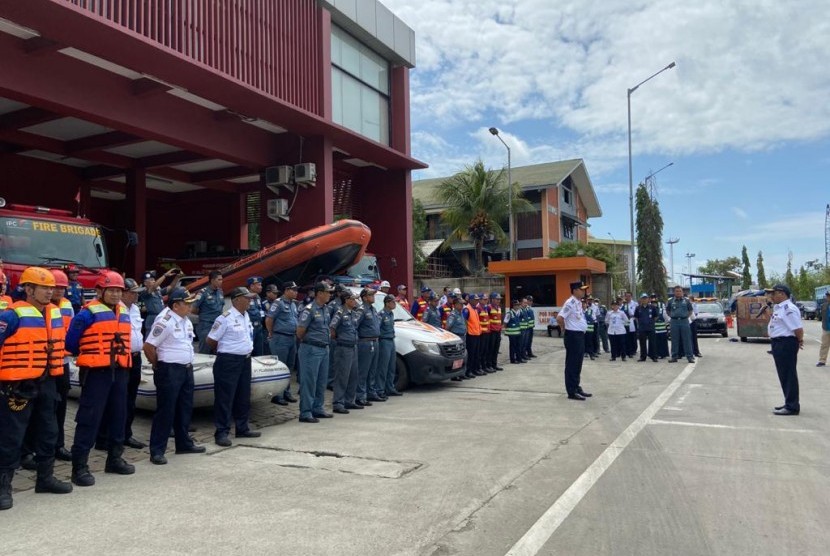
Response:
[0,301,65,380]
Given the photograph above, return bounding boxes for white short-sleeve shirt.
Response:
[146,308,194,364]
[768,299,802,338]
[559,296,587,332]
[208,307,254,355]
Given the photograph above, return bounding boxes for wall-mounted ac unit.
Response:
[294,163,316,185]
[267,198,289,222]
[265,165,292,186]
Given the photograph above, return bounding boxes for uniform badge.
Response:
[163,314,172,321]
[211,322,221,331]
[152,325,165,337]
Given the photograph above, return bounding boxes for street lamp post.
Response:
[627,61,676,293]
[685,252,696,289]
[489,127,515,260]
[666,237,679,285]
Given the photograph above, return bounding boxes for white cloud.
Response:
[731,207,749,220]
[720,211,825,243]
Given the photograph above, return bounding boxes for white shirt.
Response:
[605,310,630,335]
[208,307,254,355]
[128,303,144,353]
[768,299,802,338]
[624,300,638,331]
[146,307,194,364]
[559,295,587,332]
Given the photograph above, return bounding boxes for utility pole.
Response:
[666,238,679,286]
[685,252,696,289]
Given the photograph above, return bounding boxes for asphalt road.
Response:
[4,321,829,556]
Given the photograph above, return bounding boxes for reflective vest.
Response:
[76,300,132,368]
[441,304,452,328]
[487,305,503,332]
[0,302,65,380]
[0,295,12,310]
[465,303,481,335]
[412,298,428,321]
[520,308,532,329]
[477,304,490,333]
[504,310,521,336]
[58,298,74,330]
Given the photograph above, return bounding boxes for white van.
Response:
[351,288,466,390]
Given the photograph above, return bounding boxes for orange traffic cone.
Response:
[726,314,734,328]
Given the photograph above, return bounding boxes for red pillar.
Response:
[125,168,146,276]
[390,66,412,156]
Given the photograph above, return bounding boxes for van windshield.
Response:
[0,216,107,268]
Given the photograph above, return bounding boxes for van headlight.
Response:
[412,340,441,356]
[717,315,725,323]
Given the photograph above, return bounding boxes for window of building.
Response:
[562,220,575,240]
[562,181,573,207]
[331,27,390,145]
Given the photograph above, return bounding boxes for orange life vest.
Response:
[0,301,65,381]
[0,295,13,310]
[413,298,428,321]
[58,298,74,330]
[465,303,481,336]
[477,304,490,333]
[76,300,132,369]
[441,303,452,328]
[488,305,503,332]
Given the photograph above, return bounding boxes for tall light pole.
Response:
[666,237,679,285]
[628,61,676,293]
[643,162,674,193]
[489,127,515,260]
[685,252,696,288]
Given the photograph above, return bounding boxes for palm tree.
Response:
[435,159,532,273]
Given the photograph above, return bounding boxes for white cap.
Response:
[380,280,391,288]
[452,287,462,295]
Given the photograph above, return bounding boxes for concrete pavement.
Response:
[4,321,829,556]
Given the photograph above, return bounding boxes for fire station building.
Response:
[0,0,423,287]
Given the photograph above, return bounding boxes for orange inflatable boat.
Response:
[184,219,371,293]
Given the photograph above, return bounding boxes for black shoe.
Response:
[175,445,206,454]
[55,447,72,461]
[236,430,261,438]
[621,357,627,361]
[333,407,350,414]
[773,407,799,415]
[215,436,232,447]
[638,358,646,362]
[35,475,73,494]
[344,403,364,410]
[124,437,146,450]
[589,356,596,360]
[651,358,659,362]
[774,405,786,410]
[20,454,36,471]
[71,467,95,487]
[105,457,135,475]
[473,370,487,376]
[150,454,168,465]
[270,396,288,406]
[284,393,298,403]
[694,353,703,357]
[567,393,587,401]
[494,366,504,371]
[669,358,678,363]
[313,412,334,419]
[367,396,386,402]
[386,390,403,396]
[528,354,537,358]
[452,376,463,381]
[356,400,373,407]
[610,357,616,361]
[299,416,320,423]
[687,357,695,363]
[577,389,592,397]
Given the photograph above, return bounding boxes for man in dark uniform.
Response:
[139,268,182,337]
[768,284,804,415]
[265,281,299,405]
[557,281,592,400]
[296,282,334,423]
[0,267,73,510]
[354,287,384,403]
[634,293,659,362]
[378,294,401,396]
[330,291,360,414]
[504,299,522,364]
[192,270,224,354]
[423,293,443,328]
[246,277,266,356]
[486,293,504,371]
[666,285,695,363]
[64,265,84,314]
[622,291,638,358]
[525,295,537,358]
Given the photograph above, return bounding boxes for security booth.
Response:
[683,273,737,301]
[488,256,606,330]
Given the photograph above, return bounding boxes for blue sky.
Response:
[384,0,829,281]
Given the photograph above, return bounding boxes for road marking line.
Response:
[505,362,697,556]
[648,419,817,434]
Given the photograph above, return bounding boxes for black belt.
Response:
[303,340,329,348]
[336,341,356,347]
[564,330,585,334]
[358,337,379,342]
[274,331,294,337]
[771,336,796,342]
[379,337,395,341]
[160,362,193,370]
[217,352,251,359]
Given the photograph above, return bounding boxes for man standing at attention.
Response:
[557,282,592,401]
[666,285,695,364]
[192,271,224,354]
[768,284,803,415]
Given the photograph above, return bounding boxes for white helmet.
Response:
[452,287,462,295]
[380,280,391,288]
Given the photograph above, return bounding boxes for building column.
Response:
[125,168,146,276]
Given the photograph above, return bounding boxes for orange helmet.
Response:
[95,271,125,290]
[20,267,56,287]
[50,269,69,288]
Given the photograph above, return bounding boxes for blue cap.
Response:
[421,285,431,293]
[247,276,263,286]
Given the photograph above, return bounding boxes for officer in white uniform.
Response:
[768,284,804,415]
[207,286,262,446]
[144,288,205,465]
[557,281,592,400]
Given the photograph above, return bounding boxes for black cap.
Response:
[168,287,196,305]
[570,281,587,291]
[314,282,334,293]
[283,281,299,290]
[360,287,376,298]
[124,278,145,293]
[230,286,257,299]
[383,294,396,304]
[771,284,791,297]
[265,284,279,293]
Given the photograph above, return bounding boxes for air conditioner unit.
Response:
[294,163,316,185]
[267,198,289,222]
[265,165,292,187]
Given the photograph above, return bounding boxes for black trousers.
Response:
[23,364,69,455]
[71,367,128,458]
[489,332,502,367]
[598,323,609,352]
[526,327,535,356]
[771,336,799,411]
[465,334,480,373]
[213,353,253,438]
[0,376,58,472]
[609,334,626,359]
[564,331,585,395]
[637,330,656,360]
[125,353,142,439]
[626,331,638,356]
[479,332,490,368]
[690,321,701,355]
[508,334,521,362]
[149,362,195,456]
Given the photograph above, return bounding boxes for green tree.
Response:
[784,252,795,290]
[634,184,666,296]
[412,198,428,274]
[549,241,615,269]
[756,250,768,289]
[698,256,741,276]
[435,159,532,274]
[741,245,752,289]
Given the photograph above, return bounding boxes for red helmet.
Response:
[95,271,125,290]
[50,269,69,288]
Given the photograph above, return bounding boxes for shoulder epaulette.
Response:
[222,310,230,317]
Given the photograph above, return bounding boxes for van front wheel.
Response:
[395,356,410,392]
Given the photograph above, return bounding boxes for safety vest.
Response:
[412,298,428,321]
[504,310,521,336]
[478,304,490,333]
[58,298,74,330]
[441,304,452,328]
[465,303,481,335]
[76,300,132,368]
[487,305,503,332]
[0,295,12,310]
[0,302,65,380]
[520,308,532,330]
